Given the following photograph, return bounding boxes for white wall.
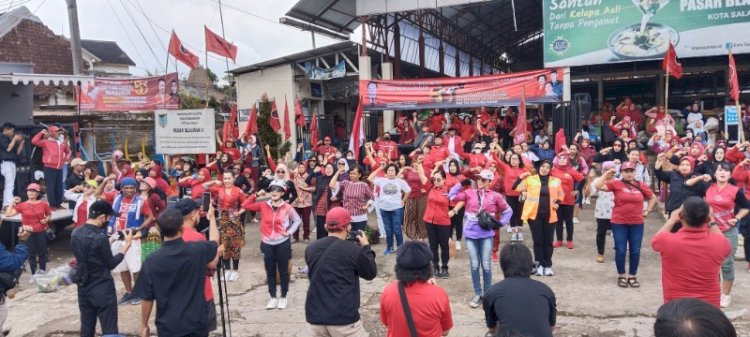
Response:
[91,63,131,76]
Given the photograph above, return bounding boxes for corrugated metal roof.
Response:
[228,41,358,75]
[285,0,359,34]
[0,6,41,40]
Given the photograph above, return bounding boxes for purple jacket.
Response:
[449,185,512,239]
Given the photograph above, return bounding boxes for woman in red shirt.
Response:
[496,151,528,242]
[203,171,247,281]
[5,183,51,274]
[595,162,657,288]
[551,153,585,249]
[402,155,428,240]
[418,165,462,279]
[140,177,166,221]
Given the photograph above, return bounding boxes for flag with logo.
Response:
[222,103,239,142]
[513,90,527,145]
[283,96,292,141]
[168,31,199,69]
[269,100,281,132]
[204,26,238,63]
[349,98,365,159]
[729,52,740,102]
[662,42,683,79]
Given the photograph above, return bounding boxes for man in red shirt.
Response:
[314,136,337,157]
[651,197,731,307]
[374,133,399,161]
[429,110,446,134]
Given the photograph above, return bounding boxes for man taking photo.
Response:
[70,200,133,337]
[305,207,377,336]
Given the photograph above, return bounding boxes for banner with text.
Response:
[155,109,216,154]
[543,0,750,67]
[359,68,564,111]
[80,73,180,111]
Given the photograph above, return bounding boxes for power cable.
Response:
[106,0,148,70]
[118,0,164,72]
[129,0,167,54]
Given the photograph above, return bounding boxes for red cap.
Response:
[621,162,636,171]
[47,126,60,132]
[325,207,351,230]
[27,183,41,192]
[143,177,157,189]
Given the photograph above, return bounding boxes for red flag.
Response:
[221,104,238,143]
[310,112,319,146]
[168,31,199,69]
[513,93,527,145]
[349,98,365,159]
[554,128,567,154]
[244,105,258,135]
[729,52,741,102]
[204,26,238,63]
[662,42,683,79]
[283,96,292,141]
[294,96,305,128]
[269,100,281,132]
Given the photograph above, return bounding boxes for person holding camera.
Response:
[5,183,51,275]
[305,207,377,336]
[31,125,71,209]
[70,200,132,337]
[0,224,30,334]
[0,123,24,211]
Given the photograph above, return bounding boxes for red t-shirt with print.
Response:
[15,201,51,232]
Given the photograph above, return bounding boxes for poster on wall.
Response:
[305,61,346,80]
[79,73,180,111]
[543,0,750,67]
[359,68,563,111]
[154,109,216,154]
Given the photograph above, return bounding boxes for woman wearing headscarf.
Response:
[695,146,731,178]
[595,161,656,288]
[290,162,314,242]
[203,171,247,281]
[402,154,429,240]
[514,160,564,276]
[263,145,298,204]
[310,163,336,239]
[242,180,301,310]
[551,152,585,249]
[445,159,466,250]
[178,168,213,232]
[593,138,628,163]
[655,152,703,224]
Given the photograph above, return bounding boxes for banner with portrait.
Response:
[358,68,564,111]
[154,109,216,154]
[79,73,180,111]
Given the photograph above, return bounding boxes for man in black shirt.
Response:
[483,244,556,337]
[70,200,132,337]
[305,207,377,336]
[65,158,87,190]
[134,207,221,337]
[0,123,24,211]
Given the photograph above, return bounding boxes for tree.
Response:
[256,93,290,161]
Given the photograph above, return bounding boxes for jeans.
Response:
[465,236,493,296]
[260,240,291,297]
[43,167,63,207]
[721,226,739,281]
[1,161,15,208]
[611,224,644,275]
[381,208,404,250]
[555,204,575,242]
[426,223,451,269]
[529,213,555,267]
[596,218,612,255]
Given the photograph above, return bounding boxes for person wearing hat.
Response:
[65,158,88,190]
[31,125,71,209]
[375,132,399,161]
[0,122,24,211]
[70,200,132,337]
[305,207,376,336]
[64,180,100,228]
[242,179,301,310]
[5,183,51,275]
[103,175,155,305]
[449,169,512,308]
[177,198,220,333]
[313,136,337,157]
[379,241,453,337]
[595,161,656,288]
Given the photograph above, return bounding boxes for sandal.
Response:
[617,276,628,288]
[627,277,640,288]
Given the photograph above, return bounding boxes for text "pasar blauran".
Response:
[681,0,750,11]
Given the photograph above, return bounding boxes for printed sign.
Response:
[154,109,216,154]
[305,61,346,80]
[543,0,750,67]
[359,68,563,111]
[79,73,180,111]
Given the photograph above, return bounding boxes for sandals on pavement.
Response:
[617,276,628,288]
[627,277,640,288]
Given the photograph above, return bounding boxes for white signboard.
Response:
[155,109,216,154]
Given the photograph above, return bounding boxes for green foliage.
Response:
[256,94,290,160]
[179,93,204,109]
[206,68,219,86]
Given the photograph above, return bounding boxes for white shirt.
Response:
[373,177,411,211]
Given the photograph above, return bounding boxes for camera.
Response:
[116,229,131,241]
[346,230,364,243]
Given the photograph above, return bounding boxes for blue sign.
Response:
[726,106,738,125]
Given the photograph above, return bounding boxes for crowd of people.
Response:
[0,96,746,336]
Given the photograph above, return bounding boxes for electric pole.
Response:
[66,0,84,74]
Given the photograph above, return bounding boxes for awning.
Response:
[0,73,95,86]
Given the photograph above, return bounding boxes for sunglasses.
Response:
[277,170,286,174]
[269,187,285,193]
[337,163,345,166]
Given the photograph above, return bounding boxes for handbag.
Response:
[476,190,502,231]
[397,281,418,337]
[45,228,56,241]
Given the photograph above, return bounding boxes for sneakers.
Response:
[584,198,591,205]
[543,267,554,276]
[506,226,512,233]
[566,241,574,249]
[553,241,563,248]
[383,248,394,256]
[573,217,580,224]
[721,294,732,308]
[129,296,142,305]
[231,271,240,281]
[596,255,605,263]
[469,295,482,308]
[491,251,499,262]
[118,293,133,305]
[440,267,449,279]
[510,233,518,242]
[455,240,462,251]
[266,297,279,310]
[535,266,544,276]
[277,297,288,310]
[517,233,524,242]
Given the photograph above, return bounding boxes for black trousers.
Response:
[260,240,291,298]
[596,218,612,255]
[78,283,118,337]
[43,167,63,207]
[27,231,47,274]
[507,196,523,228]
[426,223,451,269]
[315,215,328,239]
[450,208,465,241]
[555,204,575,242]
[740,218,750,262]
[529,213,554,267]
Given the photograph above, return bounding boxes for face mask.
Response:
[347,156,354,160]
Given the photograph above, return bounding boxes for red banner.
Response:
[79,73,180,112]
[360,68,564,110]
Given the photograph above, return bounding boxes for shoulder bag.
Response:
[476,190,502,231]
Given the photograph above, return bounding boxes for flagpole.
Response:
[665,67,670,115]
[731,49,744,142]
[217,0,231,73]
[205,49,210,109]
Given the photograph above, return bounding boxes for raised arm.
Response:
[594,169,615,191]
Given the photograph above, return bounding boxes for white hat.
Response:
[478,169,494,181]
[269,179,287,191]
[70,158,87,167]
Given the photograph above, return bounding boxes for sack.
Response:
[478,210,502,231]
[448,238,457,259]
[45,228,56,241]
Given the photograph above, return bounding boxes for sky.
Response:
[19,0,345,78]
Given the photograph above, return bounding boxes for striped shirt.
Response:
[339,180,374,223]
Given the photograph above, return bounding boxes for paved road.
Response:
[4,206,749,336]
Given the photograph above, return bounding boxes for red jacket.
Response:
[732,164,750,199]
[32,132,71,169]
[726,146,746,164]
[422,183,451,226]
[496,160,527,197]
[242,195,301,244]
[551,166,584,205]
